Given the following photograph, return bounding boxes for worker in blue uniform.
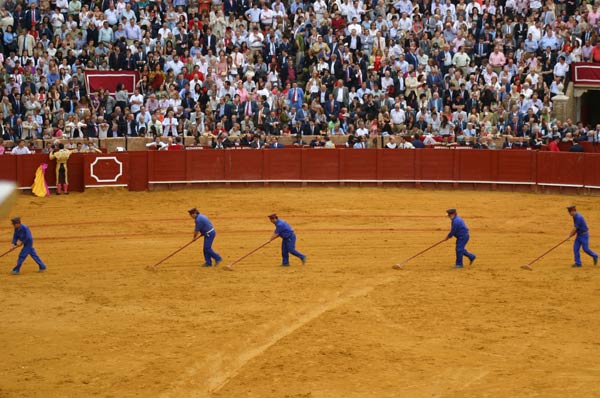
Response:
[189,208,222,267]
[567,205,598,267]
[10,217,47,275]
[445,209,476,268]
[269,213,306,266]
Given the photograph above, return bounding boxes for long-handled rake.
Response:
[146,238,198,271]
[392,239,447,269]
[223,240,274,271]
[521,237,571,271]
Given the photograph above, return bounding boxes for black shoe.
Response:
[572,264,582,268]
[202,263,212,267]
[469,255,476,265]
[594,256,598,266]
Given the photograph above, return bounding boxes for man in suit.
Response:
[229,95,243,121]
[513,16,528,46]
[120,48,137,70]
[108,46,121,70]
[330,37,345,60]
[264,35,279,61]
[278,36,296,59]
[175,26,188,54]
[426,65,444,89]
[264,111,281,135]
[303,119,321,136]
[405,45,419,70]
[315,84,330,105]
[269,137,285,148]
[427,92,443,113]
[23,3,40,31]
[287,82,304,111]
[17,29,35,57]
[473,37,489,66]
[86,23,99,47]
[332,79,349,108]
[13,4,26,30]
[236,0,250,14]
[224,0,237,15]
[324,93,340,120]
[203,28,217,55]
[328,53,344,80]
[345,29,362,53]
[569,139,585,152]
[241,99,258,119]
[503,135,515,149]
[9,93,23,117]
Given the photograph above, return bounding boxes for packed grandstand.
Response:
[0,0,599,153]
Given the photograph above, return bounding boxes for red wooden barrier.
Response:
[416,149,455,181]
[264,149,302,180]
[188,150,227,181]
[583,154,600,188]
[456,150,496,182]
[148,151,186,183]
[340,149,378,180]
[228,150,264,180]
[301,149,340,180]
[537,152,585,187]
[378,150,416,181]
[0,155,17,182]
[83,153,129,188]
[128,151,148,191]
[496,150,537,184]
[6,148,600,193]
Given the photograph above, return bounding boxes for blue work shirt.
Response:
[274,219,295,239]
[573,213,589,235]
[12,224,34,246]
[447,216,469,239]
[194,214,214,234]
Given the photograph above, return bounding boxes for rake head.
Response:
[392,263,403,270]
[521,264,533,271]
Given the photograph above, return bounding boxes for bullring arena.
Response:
[2,150,600,397]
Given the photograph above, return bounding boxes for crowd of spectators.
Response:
[1,0,600,154]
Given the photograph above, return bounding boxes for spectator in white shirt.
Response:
[553,56,569,79]
[398,135,415,148]
[10,140,32,155]
[162,110,179,136]
[129,89,144,115]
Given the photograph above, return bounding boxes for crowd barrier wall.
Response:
[2,149,600,194]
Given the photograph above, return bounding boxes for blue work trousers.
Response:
[203,231,222,265]
[574,233,597,266]
[281,235,304,265]
[455,235,474,266]
[13,245,46,272]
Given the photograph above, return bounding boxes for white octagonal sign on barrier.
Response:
[90,157,123,183]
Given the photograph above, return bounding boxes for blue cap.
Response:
[446,209,457,215]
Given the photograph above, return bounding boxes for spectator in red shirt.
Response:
[591,42,600,63]
[549,136,561,152]
[168,136,184,150]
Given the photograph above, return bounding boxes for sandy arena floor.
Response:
[1,187,600,398]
